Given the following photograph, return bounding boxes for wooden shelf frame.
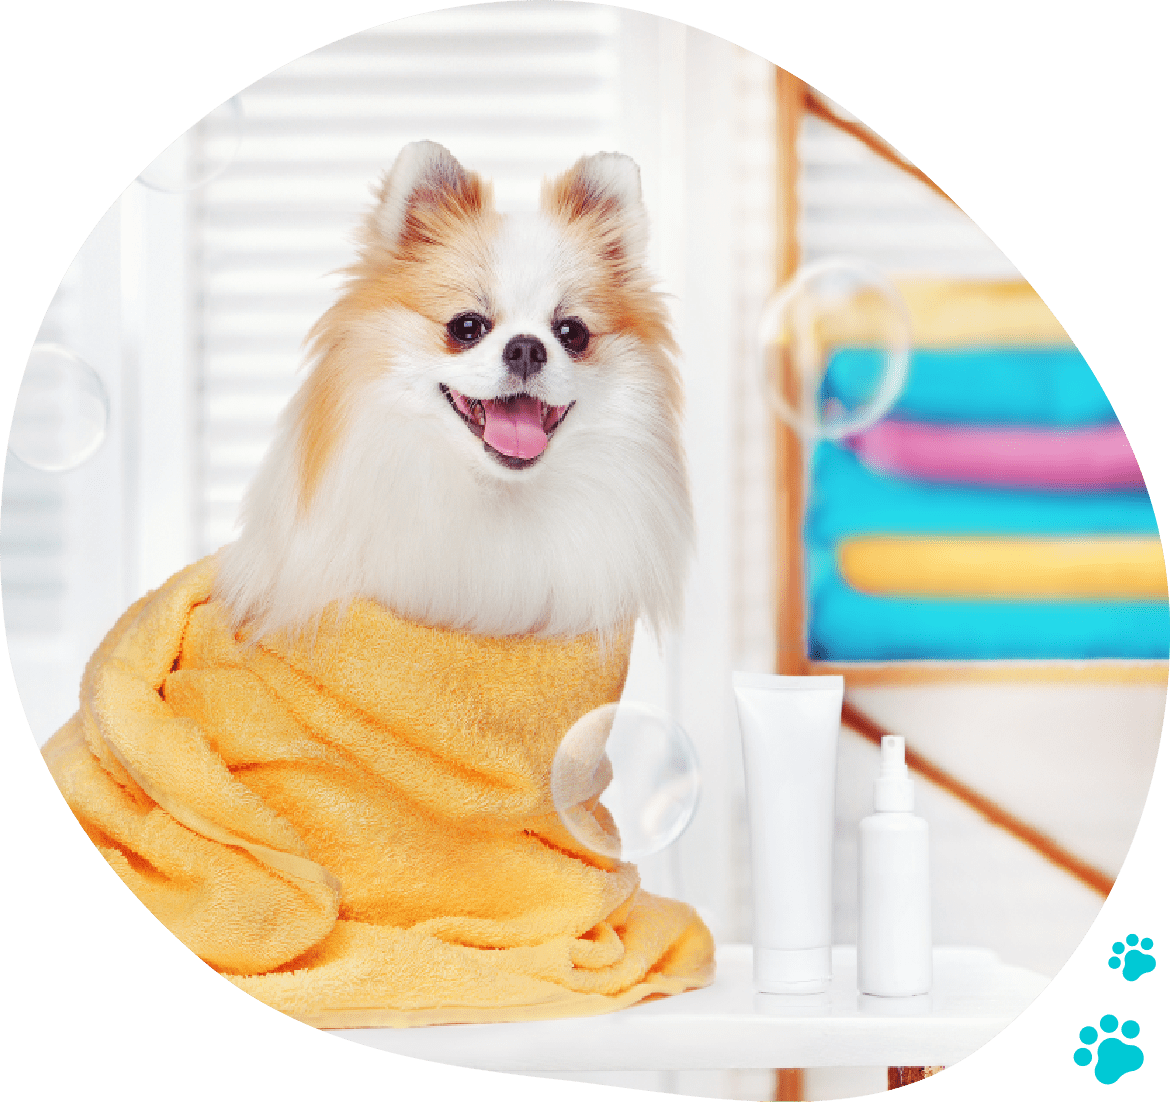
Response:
[770,67,1169,692]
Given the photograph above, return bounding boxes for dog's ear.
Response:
[372,141,487,248]
[542,152,649,263]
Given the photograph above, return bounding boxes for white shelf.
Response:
[335,944,1049,1072]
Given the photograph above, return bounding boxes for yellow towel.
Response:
[42,555,714,1027]
[838,536,1168,599]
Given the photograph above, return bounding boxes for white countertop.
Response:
[334,944,1049,1071]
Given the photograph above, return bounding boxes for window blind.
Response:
[798,98,1018,276]
[1,283,75,638]
[2,206,128,744]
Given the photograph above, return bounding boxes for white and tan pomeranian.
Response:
[215,141,693,641]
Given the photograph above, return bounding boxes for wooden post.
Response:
[889,1066,945,1089]
[774,67,808,676]
[770,65,809,1102]
[774,1067,805,1101]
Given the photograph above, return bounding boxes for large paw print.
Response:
[1073,1015,1144,1085]
[1108,934,1156,981]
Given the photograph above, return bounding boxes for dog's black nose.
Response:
[503,334,547,382]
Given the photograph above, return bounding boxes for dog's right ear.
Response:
[372,141,487,249]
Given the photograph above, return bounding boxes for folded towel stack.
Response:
[42,556,714,1027]
[805,286,1169,662]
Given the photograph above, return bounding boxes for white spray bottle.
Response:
[858,735,932,996]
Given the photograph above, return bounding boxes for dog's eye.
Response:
[447,312,492,346]
[555,318,589,355]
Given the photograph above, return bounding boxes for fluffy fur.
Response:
[215,141,693,641]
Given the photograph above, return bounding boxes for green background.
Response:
[4,0,1165,1099]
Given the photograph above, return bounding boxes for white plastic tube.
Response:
[733,672,843,994]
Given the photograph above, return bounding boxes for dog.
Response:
[40,146,714,1015]
[215,140,693,644]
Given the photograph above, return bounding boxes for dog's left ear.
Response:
[542,152,649,263]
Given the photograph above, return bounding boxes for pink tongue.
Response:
[482,396,548,459]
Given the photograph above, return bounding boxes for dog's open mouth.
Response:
[441,385,573,470]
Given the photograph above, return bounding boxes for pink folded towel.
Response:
[848,421,1144,490]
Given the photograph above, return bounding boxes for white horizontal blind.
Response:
[2,206,130,744]
[798,99,1019,277]
[192,2,623,554]
[1,285,76,638]
[729,51,778,677]
[725,47,779,949]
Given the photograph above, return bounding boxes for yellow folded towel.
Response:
[42,555,714,1027]
[838,535,1168,600]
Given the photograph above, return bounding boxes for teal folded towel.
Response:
[807,444,1159,543]
[806,545,1169,661]
[821,347,1116,427]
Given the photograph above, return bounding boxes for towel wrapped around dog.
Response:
[42,555,714,1027]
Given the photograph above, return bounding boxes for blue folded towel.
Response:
[806,546,1170,661]
[808,444,1159,543]
[821,347,1116,427]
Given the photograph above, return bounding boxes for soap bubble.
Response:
[137,96,243,193]
[552,702,700,862]
[758,258,911,440]
[8,344,109,472]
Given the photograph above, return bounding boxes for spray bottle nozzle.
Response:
[874,735,915,812]
[880,736,907,775]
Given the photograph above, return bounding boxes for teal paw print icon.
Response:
[1108,934,1155,981]
[1074,1016,1144,1084]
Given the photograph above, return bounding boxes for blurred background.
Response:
[2,3,1164,1100]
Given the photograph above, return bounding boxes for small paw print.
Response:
[1073,1015,1144,1084]
[1108,934,1156,981]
